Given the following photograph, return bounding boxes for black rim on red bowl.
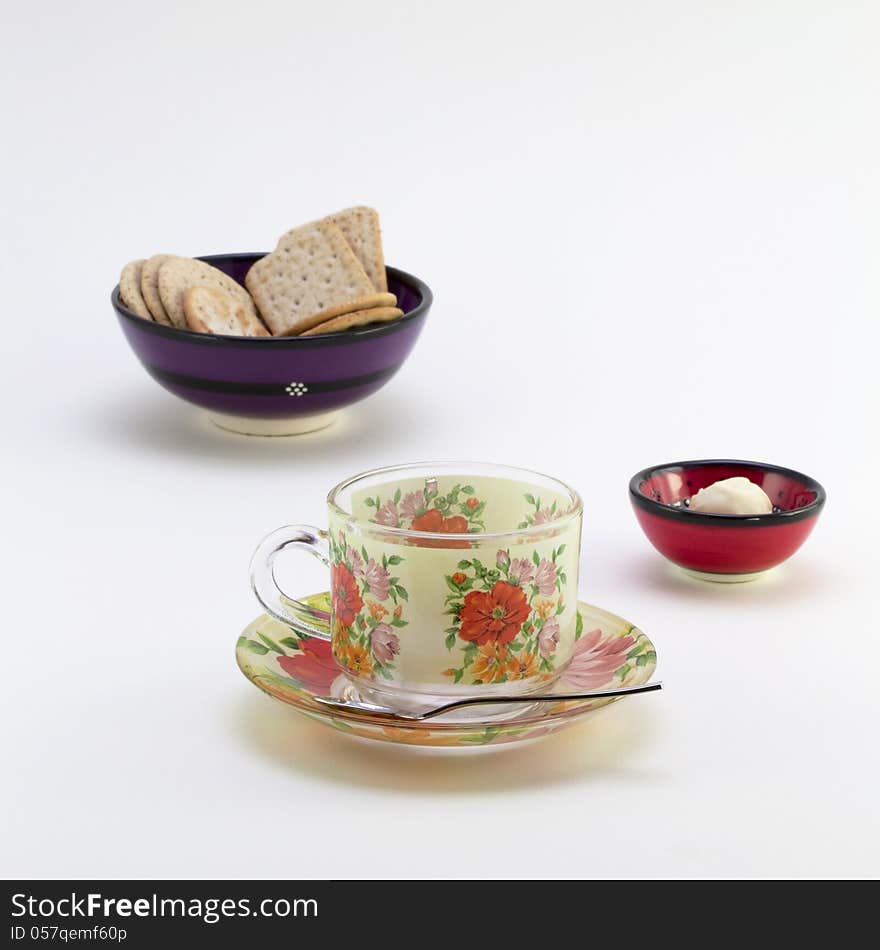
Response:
[111,255,433,346]
[629,459,826,526]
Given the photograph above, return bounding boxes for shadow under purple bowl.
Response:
[112,253,432,435]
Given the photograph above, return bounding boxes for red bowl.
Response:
[629,460,826,581]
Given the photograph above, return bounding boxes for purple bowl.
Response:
[112,253,432,435]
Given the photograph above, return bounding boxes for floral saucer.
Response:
[236,593,658,748]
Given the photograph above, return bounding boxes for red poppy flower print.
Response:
[276,638,340,694]
[331,561,363,627]
[410,508,471,549]
[410,508,443,532]
[459,580,530,645]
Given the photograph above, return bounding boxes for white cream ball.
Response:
[687,476,773,515]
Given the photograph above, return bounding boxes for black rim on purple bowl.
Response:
[629,459,827,526]
[111,255,432,347]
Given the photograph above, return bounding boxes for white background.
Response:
[2,0,878,879]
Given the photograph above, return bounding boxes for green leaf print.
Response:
[257,633,285,654]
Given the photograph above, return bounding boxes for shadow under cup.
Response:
[252,462,584,708]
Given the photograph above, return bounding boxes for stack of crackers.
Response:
[118,207,403,338]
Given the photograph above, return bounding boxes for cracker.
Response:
[276,292,397,336]
[140,255,176,326]
[119,260,153,320]
[158,257,260,330]
[245,220,385,335]
[328,206,387,292]
[276,293,397,336]
[183,286,270,337]
[300,306,404,336]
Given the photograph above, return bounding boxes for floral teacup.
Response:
[250,462,583,706]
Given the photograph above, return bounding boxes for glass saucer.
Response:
[236,592,657,749]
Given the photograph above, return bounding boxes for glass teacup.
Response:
[251,461,583,708]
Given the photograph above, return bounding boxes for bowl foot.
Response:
[206,410,340,437]
[681,567,769,584]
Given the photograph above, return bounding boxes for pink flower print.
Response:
[563,628,636,690]
[375,500,400,527]
[370,623,400,665]
[508,558,535,587]
[363,558,391,601]
[533,558,557,596]
[399,490,426,522]
[532,507,554,525]
[538,617,560,658]
[347,548,365,577]
[496,549,510,569]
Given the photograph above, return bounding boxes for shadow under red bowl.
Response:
[112,253,432,436]
[629,460,826,580]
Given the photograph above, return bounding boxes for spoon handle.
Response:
[417,680,662,720]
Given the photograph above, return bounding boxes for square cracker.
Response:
[245,220,390,335]
[328,206,387,292]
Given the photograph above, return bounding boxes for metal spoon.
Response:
[312,680,662,722]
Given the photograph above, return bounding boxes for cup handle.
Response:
[249,525,332,640]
